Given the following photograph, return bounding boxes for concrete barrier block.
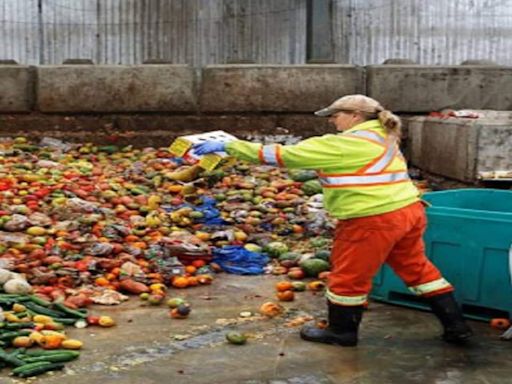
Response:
[37,65,197,112]
[405,114,512,182]
[199,65,363,112]
[420,119,478,181]
[367,65,512,112]
[476,123,512,174]
[401,116,426,163]
[0,66,33,112]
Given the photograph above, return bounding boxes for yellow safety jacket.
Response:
[225,120,419,219]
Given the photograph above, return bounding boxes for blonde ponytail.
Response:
[377,110,402,140]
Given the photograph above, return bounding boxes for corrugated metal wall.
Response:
[1,0,512,66]
[0,0,40,64]
[333,0,512,65]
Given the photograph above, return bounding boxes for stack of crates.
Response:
[370,189,512,321]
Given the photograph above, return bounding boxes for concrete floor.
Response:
[2,274,509,384]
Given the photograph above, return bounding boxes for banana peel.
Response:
[145,212,162,228]
[164,165,202,182]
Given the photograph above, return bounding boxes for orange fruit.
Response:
[490,318,511,330]
[276,290,295,302]
[94,277,110,287]
[259,302,283,318]
[132,241,147,250]
[124,235,139,243]
[194,232,211,241]
[187,276,199,287]
[105,273,116,281]
[292,224,304,234]
[275,281,293,292]
[168,185,183,193]
[172,276,189,289]
[185,265,197,275]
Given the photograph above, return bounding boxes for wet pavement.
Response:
[1,274,509,384]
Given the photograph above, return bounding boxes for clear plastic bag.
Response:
[3,214,29,232]
[66,198,98,213]
[87,242,114,256]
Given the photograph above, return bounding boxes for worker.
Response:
[192,94,473,347]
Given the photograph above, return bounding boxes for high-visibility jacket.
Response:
[225,119,419,219]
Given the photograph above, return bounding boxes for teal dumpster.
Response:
[370,189,512,321]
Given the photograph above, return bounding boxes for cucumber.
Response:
[22,352,79,364]
[24,302,67,318]
[14,311,29,319]
[23,349,74,357]
[8,348,26,358]
[52,317,79,325]
[5,322,34,330]
[28,295,52,307]
[0,347,25,367]
[0,330,31,341]
[12,361,52,375]
[17,362,65,377]
[0,294,24,299]
[14,296,31,302]
[52,303,88,319]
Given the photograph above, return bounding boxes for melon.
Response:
[300,258,330,277]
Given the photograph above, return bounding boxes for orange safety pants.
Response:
[326,201,454,307]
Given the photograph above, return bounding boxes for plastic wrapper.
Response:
[153,256,185,280]
[40,137,73,152]
[28,212,52,227]
[120,261,144,277]
[87,242,115,256]
[0,231,30,244]
[3,214,29,232]
[66,198,99,213]
[91,289,129,305]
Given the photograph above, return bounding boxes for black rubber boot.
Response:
[427,292,473,343]
[300,302,363,346]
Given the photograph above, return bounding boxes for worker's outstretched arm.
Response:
[225,136,342,169]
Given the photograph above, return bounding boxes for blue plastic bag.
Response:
[197,197,226,225]
[212,245,269,275]
[162,197,226,225]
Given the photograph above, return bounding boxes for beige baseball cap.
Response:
[314,94,384,117]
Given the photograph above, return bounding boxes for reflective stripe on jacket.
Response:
[318,129,409,188]
[225,120,419,219]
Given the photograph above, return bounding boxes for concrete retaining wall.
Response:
[199,65,363,112]
[1,64,512,114]
[0,66,33,112]
[37,65,197,113]
[367,65,512,112]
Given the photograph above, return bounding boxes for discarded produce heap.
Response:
[0,137,430,301]
[0,137,330,300]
